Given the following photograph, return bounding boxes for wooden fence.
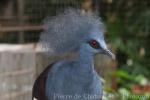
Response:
[0,25,43,33]
[0,0,95,43]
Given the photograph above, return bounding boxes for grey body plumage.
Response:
[37,8,115,100]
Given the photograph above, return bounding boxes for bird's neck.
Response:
[76,48,94,74]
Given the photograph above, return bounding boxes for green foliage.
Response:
[101,0,150,77]
[101,0,150,99]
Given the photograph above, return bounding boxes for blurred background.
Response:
[0,0,149,100]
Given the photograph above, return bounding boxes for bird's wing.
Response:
[32,62,56,100]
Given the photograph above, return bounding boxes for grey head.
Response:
[40,8,115,59]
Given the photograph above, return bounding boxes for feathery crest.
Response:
[39,8,105,56]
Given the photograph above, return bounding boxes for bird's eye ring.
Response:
[88,40,100,49]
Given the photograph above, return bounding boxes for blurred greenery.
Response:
[100,0,150,99]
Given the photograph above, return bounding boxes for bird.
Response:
[32,8,115,100]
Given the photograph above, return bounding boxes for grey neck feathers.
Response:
[75,47,94,76]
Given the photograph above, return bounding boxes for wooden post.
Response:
[82,0,100,14]
[82,0,92,12]
[17,0,25,43]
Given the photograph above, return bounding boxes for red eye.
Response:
[88,40,100,49]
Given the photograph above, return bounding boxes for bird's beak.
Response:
[104,49,116,60]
